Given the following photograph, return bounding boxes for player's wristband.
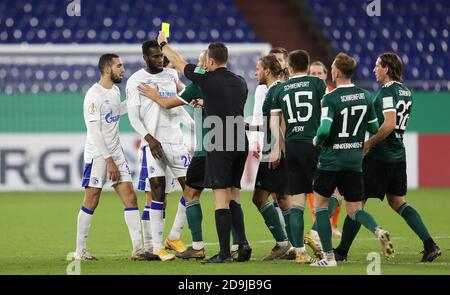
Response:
[159,41,168,49]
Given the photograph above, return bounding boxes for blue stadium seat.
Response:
[308,0,449,88]
[0,0,258,44]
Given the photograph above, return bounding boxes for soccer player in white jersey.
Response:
[74,54,153,261]
[126,40,190,261]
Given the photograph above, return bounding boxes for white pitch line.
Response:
[0,236,448,259]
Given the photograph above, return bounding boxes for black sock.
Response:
[424,238,436,251]
[215,209,232,259]
[229,200,248,245]
[334,247,348,257]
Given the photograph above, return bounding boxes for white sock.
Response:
[141,205,152,250]
[168,196,187,241]
[276,240,289,247]
[231,244,239,252]
[124,207,143,252]
[150,201,164,253]
[192,241,205,250]
[295,247,306,254]
[76,206,93,253]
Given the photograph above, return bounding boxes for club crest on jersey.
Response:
[105,111,120,123]
[88,103,97,114]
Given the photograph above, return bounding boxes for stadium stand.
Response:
[306,0,449,90]
[0,0,257,43]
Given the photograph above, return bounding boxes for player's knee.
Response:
[252,189,267,208]
[149,178,165,201]
[125,193,138,208]
[387,195,405,211]
[277,197,290,211]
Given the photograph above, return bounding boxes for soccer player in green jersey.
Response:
[270,50,326,264]
[311,52,393,267]
[251,54,292,260]
[334,52,441,263]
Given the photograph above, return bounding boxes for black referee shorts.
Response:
[285,141,319,195]
[363,157,407,200]
[205,151,247,189]
[186,155,207,190]
[313,169,365,202]
[255,156,288,195]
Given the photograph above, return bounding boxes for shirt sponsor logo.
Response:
[332,142,363,149]
[158,91,177,97]
[292,126,304,132]
[105,111,120,123]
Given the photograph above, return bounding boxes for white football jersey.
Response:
[126,68,184,146]
[83,83,122,161]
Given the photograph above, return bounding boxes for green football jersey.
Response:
[318,85,377,172]
[367,81,412,162]
[261,81,283,155]
[179,83,207,157]
[271,76,326,143]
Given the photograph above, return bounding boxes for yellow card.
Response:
[161,22,170,38]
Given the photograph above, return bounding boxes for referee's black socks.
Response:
[215,208,232,259]
[229,200,249,245]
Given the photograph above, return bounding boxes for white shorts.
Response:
[81,151,132,188]
[137,143,190,192]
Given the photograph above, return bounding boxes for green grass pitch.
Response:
[0,189,448,275]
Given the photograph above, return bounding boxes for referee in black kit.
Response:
[157,32,252,263]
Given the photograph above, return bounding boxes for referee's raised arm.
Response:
[157,32,188,73]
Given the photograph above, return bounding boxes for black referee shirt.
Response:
[184,64,248,151]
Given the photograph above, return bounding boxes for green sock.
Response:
[283,209,293,243]
[286,206,304,248]
[312,196,340,231]
[352,210,378,233]
[315,208,332,253]
[398,203,431,242]
[337,215,361,252]
[260,203,288,242]
[186,200,203,242]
